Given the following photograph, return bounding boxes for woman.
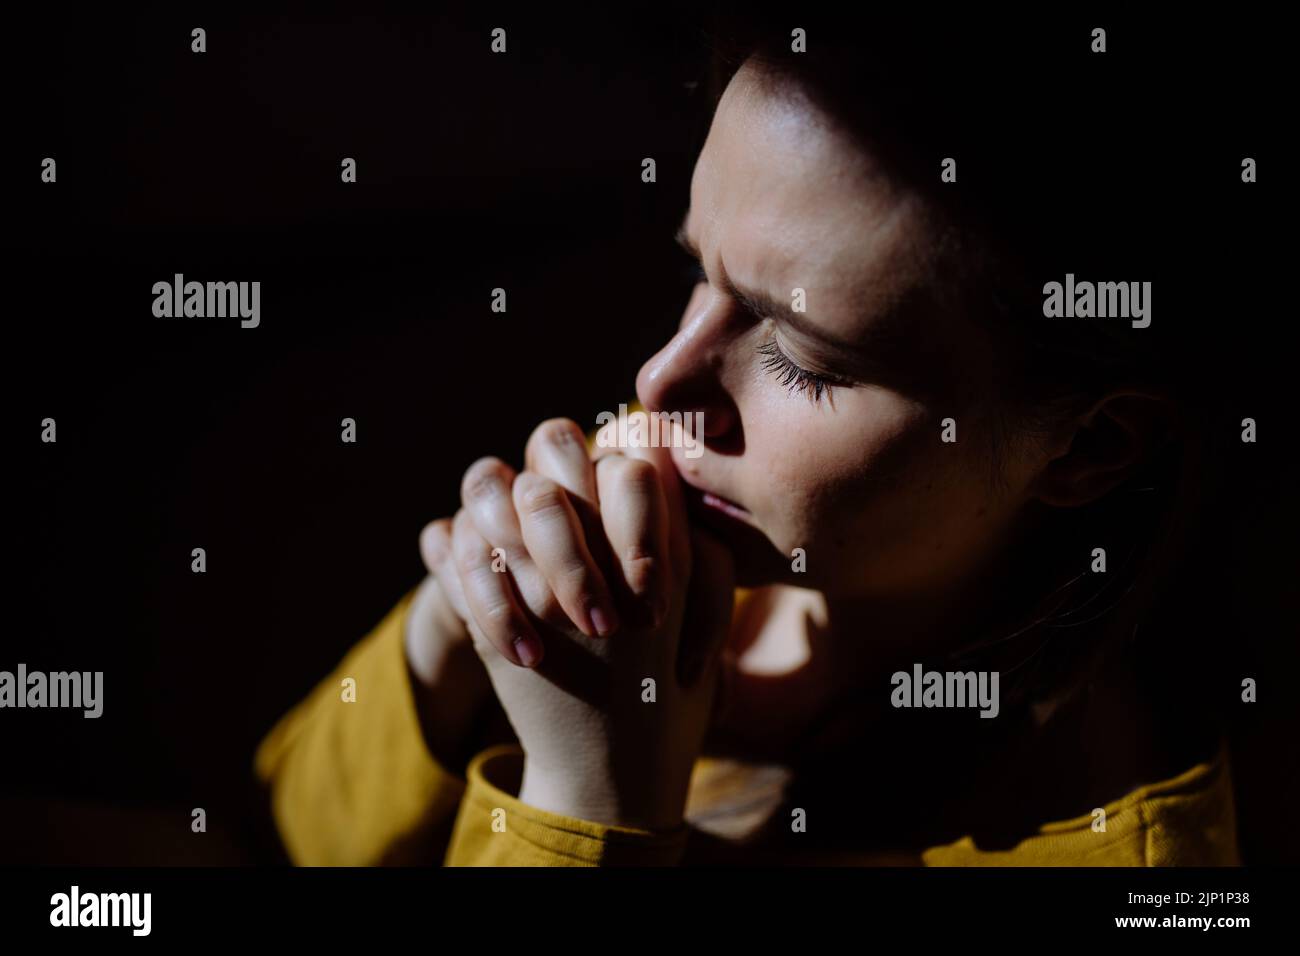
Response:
[254,15,1240,865]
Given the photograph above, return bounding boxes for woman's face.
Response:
[636,59,1047,597]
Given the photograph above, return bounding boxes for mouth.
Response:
[672,466,756,530]
[699,490,752,523]
[670,460,784,587]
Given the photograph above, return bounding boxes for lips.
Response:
[671,462,754,527]
[684,482,755,537]
[670,460,780,586]
[700,491,752,522]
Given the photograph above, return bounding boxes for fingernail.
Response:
[589,604,618,638]
[513,634,543,667]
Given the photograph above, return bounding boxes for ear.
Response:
[1031,389,1176,508]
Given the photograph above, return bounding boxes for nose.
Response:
[635,299,739,443]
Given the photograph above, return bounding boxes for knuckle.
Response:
[614,457,659,496]
[518,479,567,519]
[419,520,449,559]
[481,599,516,629]
[453,533,490,574]
[558,564,601,605]
[461,457,509,502]
[593,451,626,475]
[532,418,585,450]
[621,548,658,595]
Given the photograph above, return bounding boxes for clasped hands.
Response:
[418,417,735,833]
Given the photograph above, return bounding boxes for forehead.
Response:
[689,61,942,341]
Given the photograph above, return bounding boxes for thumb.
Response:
[677,526,736,688]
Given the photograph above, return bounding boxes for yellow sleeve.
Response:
[921,738,1240,866]
[444,744,691,866]
[253,588,469,865]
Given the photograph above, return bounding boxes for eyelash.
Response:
[757,339,837,405]
[680,253,840,406]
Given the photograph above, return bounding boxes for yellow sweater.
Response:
[253,587,1241,866]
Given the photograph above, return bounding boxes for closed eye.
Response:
[676,241,854,405]
[757,338,849,406]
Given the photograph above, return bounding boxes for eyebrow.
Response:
[673,212,863,353]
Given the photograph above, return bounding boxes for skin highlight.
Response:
[413,55,1182,844]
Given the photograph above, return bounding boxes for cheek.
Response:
[820,436,1010,594]
[746,391,927,547]
[752,391,1013,592]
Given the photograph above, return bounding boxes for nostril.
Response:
[703,411,730,438]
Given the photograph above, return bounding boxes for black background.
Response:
[3,5,1295,865]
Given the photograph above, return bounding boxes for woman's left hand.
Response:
[421,418,735,833]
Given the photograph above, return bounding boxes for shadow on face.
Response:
[637,58,1041,599]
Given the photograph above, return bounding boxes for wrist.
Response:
[517,758,685,833]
